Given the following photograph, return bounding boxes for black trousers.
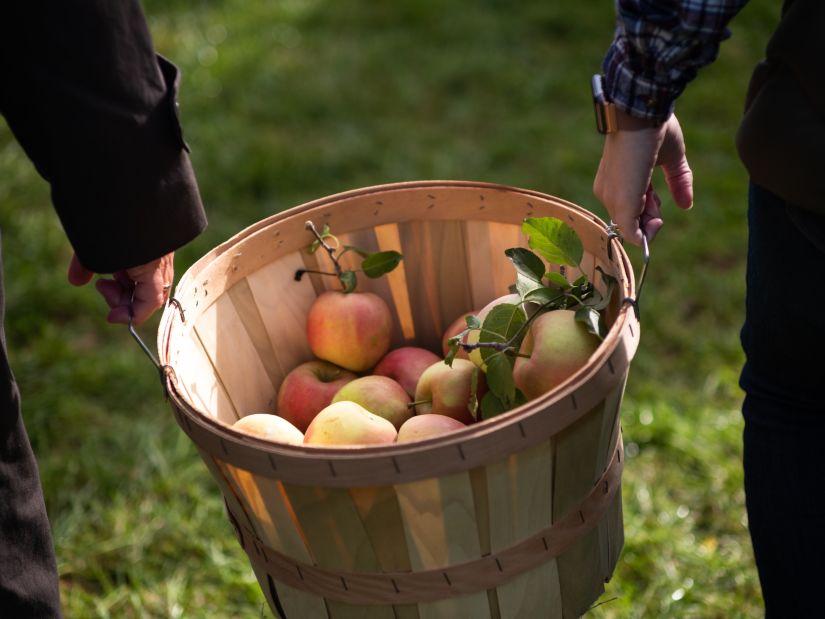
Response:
[740,184,825,617]
[0,238,63,618]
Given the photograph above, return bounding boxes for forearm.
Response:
[0,1,206,273]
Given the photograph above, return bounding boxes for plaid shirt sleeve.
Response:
[603,0,750,122]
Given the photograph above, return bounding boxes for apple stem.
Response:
[294,268,339,281]
[305,220,344,277]
[407,399,431,408]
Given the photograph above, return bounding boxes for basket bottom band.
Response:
[225,436,623,606]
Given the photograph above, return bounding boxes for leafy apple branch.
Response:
[446,216,617,419]
[294,221,403,293]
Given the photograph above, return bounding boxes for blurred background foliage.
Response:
[0,1,780,617]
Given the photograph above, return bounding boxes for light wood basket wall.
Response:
[158,181,640,619]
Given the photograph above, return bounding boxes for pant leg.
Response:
[739,183,825,618]
[0,236,63,618]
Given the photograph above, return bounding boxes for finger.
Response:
[128,282,167,326]
[126,256,174,326]
[67,253,94,286]
[95,274,135,324]
[662,156,694,210]
[640,184,664,242]
[657,115,694,210]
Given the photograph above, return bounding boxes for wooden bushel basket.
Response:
[157,181,640,618]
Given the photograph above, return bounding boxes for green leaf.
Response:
[480,391,509,419]
[546,272,571,289]
[522,217,583,267]
[484,352,517,403]
[339,270,358,293]
[468,367,481,420]
[506,247,546,298]
[575,306,604,340]
[340,245,370,259]
[444,338,460,366]
[523,286,566,308]
[505,247,545,281]
[362,250,403,278]
[478,304,527,365]
[465,315,481,329]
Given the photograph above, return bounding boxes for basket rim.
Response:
[158,180,639,484]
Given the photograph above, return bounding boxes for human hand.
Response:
[68,252,174,325]
[593,111,694,246]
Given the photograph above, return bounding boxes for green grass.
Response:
[1,1,780,616]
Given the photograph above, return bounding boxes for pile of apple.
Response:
[232,217,611,447]
[234,288,477,447]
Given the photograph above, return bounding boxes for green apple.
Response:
[331,375,412,429]
[512,309,600,400]
[303,401,398,447]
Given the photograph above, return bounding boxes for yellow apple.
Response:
[512,309,600,400]
[331,375,412,429]
[303,401,398,447]
[396,414,467,443]
[232,414,304,445]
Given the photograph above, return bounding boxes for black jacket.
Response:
[736,0,825,214]
[0,0,207,273]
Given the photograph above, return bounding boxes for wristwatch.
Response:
[591,74,616,134]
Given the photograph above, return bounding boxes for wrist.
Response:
[592,73,666,133]
[613,107,663,132]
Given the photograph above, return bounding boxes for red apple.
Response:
[306,290,393,372]
[276,360,357,432]
[513,309,600,400]
[232,413,304,445]
[396,414,467,443]
[304,401,398,447]
[414,358,484,424]
[441,311,475,358]
[372,346,441,398]
[331,375,412,429]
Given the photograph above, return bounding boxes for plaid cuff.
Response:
[602,0,748,123]
[603,41,682,122]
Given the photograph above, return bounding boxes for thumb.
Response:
[67,253,94,286]
[661,155,694,210]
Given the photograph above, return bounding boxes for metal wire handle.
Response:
[607,221,650,319]
[127,297,183,395]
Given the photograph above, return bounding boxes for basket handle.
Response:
[607,221,650,319]
[127,297,182,396]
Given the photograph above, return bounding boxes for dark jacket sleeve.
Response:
[0,1,207,273]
